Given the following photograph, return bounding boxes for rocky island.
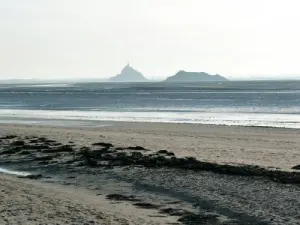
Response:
[109,64,148,82]
[165,70,228,82]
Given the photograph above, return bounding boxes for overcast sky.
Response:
[1,0,300,80]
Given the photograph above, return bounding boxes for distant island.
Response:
[108,65,228,82]
[164,70,228,82]
[109,64,148,82]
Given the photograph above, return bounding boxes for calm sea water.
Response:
[0,81,300,128]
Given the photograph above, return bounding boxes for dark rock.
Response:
[24,144,50,151]
[79,146,91,152]
[64,158,78,165]
[166,201,181,205]
[102,153,116,161]
[51,143,62,146]
[43,145,73,153]
[92,142,113,148]
[292,165,300,170]
[131,151,143,159]
[19,150,31,155]
[127,146,148,151]
[21,174,43,180]
[0,135,17,140]
[0,146,22,155]
[160,207,220,224]
[178,213,219,225]
[37,137,56,144]
[133,202,160,209]
[116,152,128,158]
[166,152,175,156]
[38,161,50,165]
[157,150,175,156]
[37,137,48,142]
[159,208,190,217]
[157,150,169,154]
[44,140,57,145]
[106,194,140,202]
[35,155,54,161]
[145,155,169,167]
[79,147,91,158]
[79,147,107,160]
[30,137,57,145]
[85,158,98,167]
[11,140,25,146]
[56,145,74,152]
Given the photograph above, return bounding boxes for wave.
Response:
[0,109,299,129]
[0,167,31,176]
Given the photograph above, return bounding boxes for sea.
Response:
[0,80,299,129]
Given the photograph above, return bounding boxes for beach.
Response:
[0,122,300,225]
[1,122,300,170]
[0,173,179,225]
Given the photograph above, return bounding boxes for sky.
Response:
[1,0,300,80]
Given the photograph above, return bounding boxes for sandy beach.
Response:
[0,122,300,225]
[1,122,300,170]
[0,173,179,225]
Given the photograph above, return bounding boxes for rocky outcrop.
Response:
[109,64,148,82]
[164,70,228,82]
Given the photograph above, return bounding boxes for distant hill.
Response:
[110,64,148,82]
[164,70,228,82]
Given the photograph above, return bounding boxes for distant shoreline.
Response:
[1,79,300,84]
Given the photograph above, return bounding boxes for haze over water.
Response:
[0,80,299,128]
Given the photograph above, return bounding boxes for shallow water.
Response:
[1,81,300,128]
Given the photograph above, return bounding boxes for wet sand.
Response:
[0,173,178,225]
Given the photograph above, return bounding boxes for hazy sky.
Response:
[1,0,300,80]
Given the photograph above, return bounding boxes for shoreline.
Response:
[0,108,300,129]
[1,119,300,130]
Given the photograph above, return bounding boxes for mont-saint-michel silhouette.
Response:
[109,63,148,82]
[109,64,228,82]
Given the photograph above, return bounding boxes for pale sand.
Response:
[1,122,299,170]
[0,173,178,225]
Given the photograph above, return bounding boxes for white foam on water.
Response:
[0,167,31,176]
[0,109,299,129]
[15,84,73,88]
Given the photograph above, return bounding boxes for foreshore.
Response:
[1,122,300,170]
[0,173,155,225]
[0,122,300,225]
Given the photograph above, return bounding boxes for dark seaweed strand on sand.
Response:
[76,147,300,184]
[292,165,300,170]
[1,135,300,185]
